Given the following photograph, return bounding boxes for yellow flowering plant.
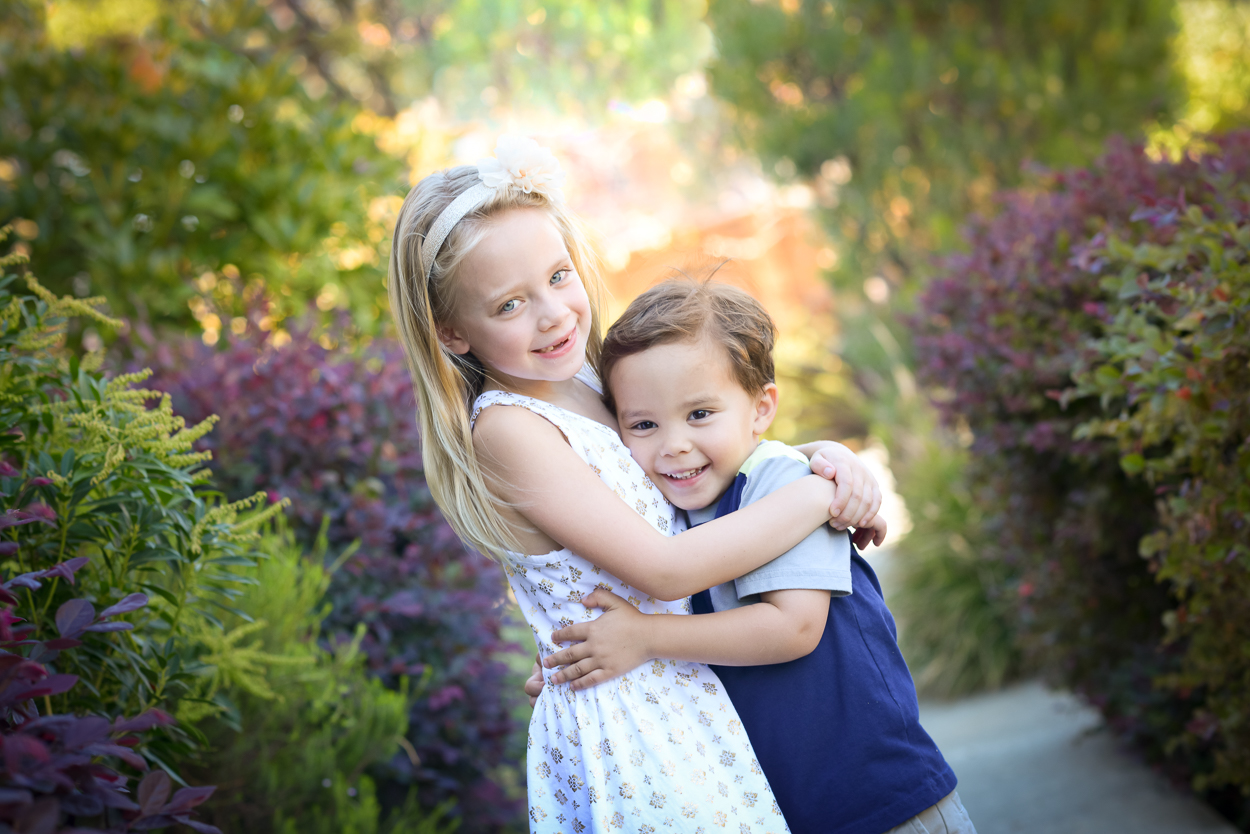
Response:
[0,227,287,783]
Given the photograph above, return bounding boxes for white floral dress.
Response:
[471,379,789,834]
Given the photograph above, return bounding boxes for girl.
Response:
[387,136,881,832]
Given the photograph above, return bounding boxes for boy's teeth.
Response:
[668,467,704,480]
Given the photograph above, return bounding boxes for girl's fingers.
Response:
[551,623,589,644]
[570,669,609,692]
[584,588,627,610]
[544,641,591,668]
[829,478,851,527]
[581,588,612,609]
[845,483,867,525]
[856,485,883,528]
[552,660,590,685]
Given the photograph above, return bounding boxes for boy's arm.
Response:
[543,588,830,691]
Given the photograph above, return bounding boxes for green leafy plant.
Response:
[186,525,454,834]
[916,132,1250,826]
[1073,202,1250,801]
[0,231,286,783]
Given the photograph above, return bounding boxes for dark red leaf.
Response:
[42,557,90,585]
[111,709,175,734]
[162,785,215,814]
[41,638,82,650]
[0,786,32,805]
[55,599,95,637]
[14,796,58,834]
[97,593,148,620]
[0,510,51,530]
[137,770,171,816]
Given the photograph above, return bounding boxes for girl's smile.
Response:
[436,207,592,396]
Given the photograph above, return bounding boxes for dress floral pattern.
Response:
[472,382,789,834]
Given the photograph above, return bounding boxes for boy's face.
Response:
[610,338,778,512]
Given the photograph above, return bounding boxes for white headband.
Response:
[421,135,566,283]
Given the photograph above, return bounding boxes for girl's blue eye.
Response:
[500,299,518,313]
[551,269,569,285]
[689,409,711,420]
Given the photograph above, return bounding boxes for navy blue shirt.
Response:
[691,466,957,834]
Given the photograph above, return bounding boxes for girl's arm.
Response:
[542,588,831,691]
[474,406,837,600]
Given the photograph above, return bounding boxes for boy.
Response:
[541,279,974,834]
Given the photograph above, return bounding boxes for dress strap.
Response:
[469,390,580,445]
[469,364,602,437]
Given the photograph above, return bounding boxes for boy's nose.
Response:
[660,433,693,456]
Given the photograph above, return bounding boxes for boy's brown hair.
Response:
[599,275,777,413]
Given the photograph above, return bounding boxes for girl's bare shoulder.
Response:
[471,400,569,455]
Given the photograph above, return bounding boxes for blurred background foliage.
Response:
[4,0,1250,830]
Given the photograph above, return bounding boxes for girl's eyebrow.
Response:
[483,282,526,308]
[482,255,571,308]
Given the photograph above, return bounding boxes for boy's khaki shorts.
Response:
[882,791,978,834]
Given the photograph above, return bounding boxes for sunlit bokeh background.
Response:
[4,0,1250,831]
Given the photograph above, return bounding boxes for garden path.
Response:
[919,682,1238,834]
[862,545,1238,834]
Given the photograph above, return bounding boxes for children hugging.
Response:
[387,135,974,834]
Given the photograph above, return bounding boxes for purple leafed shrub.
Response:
[917,131,1250,824]
[139,322,522,831]
[0,556,218,834]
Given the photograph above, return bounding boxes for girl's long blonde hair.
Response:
[388,164,608,560]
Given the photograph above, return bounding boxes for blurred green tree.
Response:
[1,0,715,340]
[700,0,1186,696]
[245,0,711,120]
[0,0,404,337]
[703,0,1179,432]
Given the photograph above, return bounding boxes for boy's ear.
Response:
[752,383,780,437]
[435,321,471,355]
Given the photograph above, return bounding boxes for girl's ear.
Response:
[752,383,780,437]
[435,321,471,355]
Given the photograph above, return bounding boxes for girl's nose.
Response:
[535,297,568,331]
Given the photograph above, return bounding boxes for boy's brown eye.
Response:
[689,409,711,420]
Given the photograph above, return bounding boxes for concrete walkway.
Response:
[919,683,1239,834]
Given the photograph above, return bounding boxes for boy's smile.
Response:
[610,339,778,511]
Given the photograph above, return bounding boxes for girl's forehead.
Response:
[460,210,567,284]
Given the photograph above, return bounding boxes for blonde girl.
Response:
[388,136,880,833]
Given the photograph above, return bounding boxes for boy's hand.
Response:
[544,590,652,691]
[851,515,888,550]
[804,442,883,530]
[524,655,545,707]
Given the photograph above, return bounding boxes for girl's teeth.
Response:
[536,337,567,354]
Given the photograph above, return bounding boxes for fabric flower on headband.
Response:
[477,135,566,203]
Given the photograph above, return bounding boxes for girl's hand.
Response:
[544,590,652,691]
[524,655,546,707]
[851,515,888,550]
[803,442,883,530]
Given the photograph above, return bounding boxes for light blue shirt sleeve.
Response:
[687,441,853,611]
